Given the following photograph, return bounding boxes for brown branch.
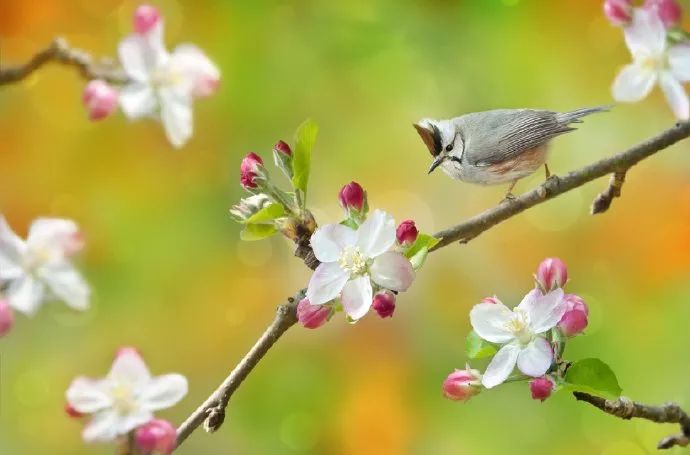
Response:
[591,171,627,214]
[573,392,690,450]
[174,122,690,450]
[0,38,128,86]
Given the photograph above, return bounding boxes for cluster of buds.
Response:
[604,0,682,28]
[535,258,589,337]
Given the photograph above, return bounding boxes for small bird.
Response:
[414,106,608,198]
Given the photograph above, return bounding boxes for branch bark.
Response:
[573,392,690,450]
[591,171,627,214]
[0,38,127,85]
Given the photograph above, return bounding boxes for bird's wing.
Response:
[458,109,574,166]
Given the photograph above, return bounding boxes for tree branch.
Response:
[591,171,627,214]
[174,122,690,450]
[0,38,127,86]
[573,392,690,450]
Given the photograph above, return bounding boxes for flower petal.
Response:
[159,87,193,148]
[660,72,690,121]
[114,409,153,436]
[516,337,553,377]
[340,276,373,320]
[624,8,666,58]
[668,45,690,82]
[139,373,188,411]
[107,349,151,385]
[469,302,515,344]
[39,262,90,311]
[306,262,349,305]
[481,343,520,389]
[82,410,121,442]
[0,215,26,279]
[119,83,157,119]
[118,30,168,81]
[66,377,113,414]
[518,288,566,334]
[369,251,415,291]
[310,224,357,263]
[356,210,396,258]
[170,43,221,98]
[612,63,656,102]
[6,276,44,315]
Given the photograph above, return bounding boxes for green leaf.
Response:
[291,119,319,199]
[240,223,277,241]
[245,203,285,224]
[404,233,440,269]
[564,358,622,398]
[465,330,497,359]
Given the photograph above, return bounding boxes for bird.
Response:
[414,106,609,199]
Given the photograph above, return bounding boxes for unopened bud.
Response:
[535,257,568,293]
[481,296,501,305]
[338,181,366,213]
[240,153,265,190]
[558,294,589,336]
[372,290,396,318]
[135,419,177,454]
[64,403,84,418]
[442,367,482,402]
[396,220,418,246]
[272,140,293,179]
[604,0,633,26]
[296,298,331,329]
[0,299,14,338]
[134,5,161,35]
[644,0,682,28]
[529,376,554,401]
[274,140,292,156]
[82,80,118,121]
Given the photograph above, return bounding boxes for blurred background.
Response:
[2,0,690,454]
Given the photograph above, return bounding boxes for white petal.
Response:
[170,43,221,98]
[660,72,690,121]
[310,224,357,263]
[0,215,26,279]
[612,63,656,102]
[668,45,690,82]
[624,9,666,58]
[107,350,151,385]
[356,210,396,258]
[519,288,565,334]
[469,302,515,344]
[114,409,153,436]
[369,251,415,291]
[118,31,168,81]
[516,337,553,377]
[82,410,120,442]
[159,88,193,148]
[139,374,188,411]
[6,276,44,315]
[340,276,373,321]
[119,83,157,119]
[39,262,90,311]
[306,262,349,305]
[481,344,520,389]
[66,377,113,413]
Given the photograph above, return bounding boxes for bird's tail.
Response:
[556,105,612,125]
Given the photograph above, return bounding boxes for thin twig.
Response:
[573,392,690,450]
[174,122,690,450]
[591,171,627,214]
[0,38,127,85]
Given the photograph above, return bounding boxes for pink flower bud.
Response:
[296,298,331,329]
[372,290,396,318]
[240,153,264,189]
[481,296,501,305]
[338,181,365,212]
[135,419,177,455]
[396,219,418,246]
[529,376,554,401]
[442,367,481,402]
[604,0,633,26]
[133,5,161,35]
[115,346,141,359]
[0,299,14,338]
[558,294,589,336]
[535,257,568,292]
[274,140,292,156]
[644,0,682,28]
[64,403,84,418]
[82,80,118,121]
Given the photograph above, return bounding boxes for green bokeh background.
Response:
[2,1,690,454]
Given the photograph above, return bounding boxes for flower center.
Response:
[152,66,183,89]
[110,382,139,415]
[504,309,533,345]
[338,246,368,277]
[23,247,53,273]
[640,54,666,72]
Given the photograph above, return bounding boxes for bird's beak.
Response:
[428,155,444,174]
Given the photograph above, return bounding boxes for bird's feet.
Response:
[501,192,517,204]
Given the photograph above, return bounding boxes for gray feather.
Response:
[455,106,609,166]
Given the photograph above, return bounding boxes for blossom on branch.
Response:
[65,348,188,443]
[0,216,89,316]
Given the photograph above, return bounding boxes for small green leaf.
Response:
[291,119,319,199]
[240,223,277,241]
[564,358,622,398]
[404,233,440,259]
[409,247,429,270]
[465,330,497,359]
[244,203,285,224]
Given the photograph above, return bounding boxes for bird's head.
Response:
[413,118,462,174]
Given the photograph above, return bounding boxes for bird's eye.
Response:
[445,144,453,152]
